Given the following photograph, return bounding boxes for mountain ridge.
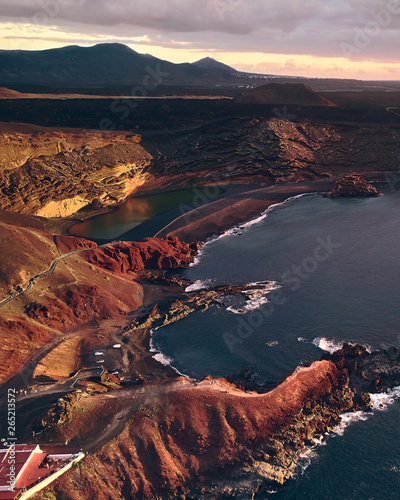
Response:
[0,43,365,92]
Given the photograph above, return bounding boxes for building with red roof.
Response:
[0,444,84,499]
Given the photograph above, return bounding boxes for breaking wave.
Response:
[185,279,215,292]
[190,193,318,267]
[149,329,194,379]
[226,281,280,314]
[298,386,400,475]
[312,337,372,354]
[369,386,400,411]
[312,337,346,354]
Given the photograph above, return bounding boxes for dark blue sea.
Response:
[151,189,400,499]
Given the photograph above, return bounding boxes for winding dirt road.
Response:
[0,240,121,309]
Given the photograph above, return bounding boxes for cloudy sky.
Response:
[1,0,400,79]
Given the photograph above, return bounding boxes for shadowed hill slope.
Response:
[236,83,337,106]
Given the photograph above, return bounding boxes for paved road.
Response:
[0,240,121,309]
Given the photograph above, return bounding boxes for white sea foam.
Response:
[332,389,400,437]
[297,431,331,475]
[312,337,372,354]
[297,447,320,476]
[369,386,400,410]
[190,193,318,267]
[226,281,280,315]
[334,411,370,436]
[326,387,400,441]
[294,383,400,477]
[185,279,214,292]
[298,394,394,475]
[298,412,369,474]
[186,279,280,315]
[149,329,194,379]
[152,351,173,366]
[312,337,345,353]
[296,357,400,473]
[312,435,327,446]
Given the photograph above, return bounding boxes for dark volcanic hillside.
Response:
[0,94,399,218]
[0,43,214,88]
[0,43,381,94]
[236,83,337,106]
[191,57,236,72]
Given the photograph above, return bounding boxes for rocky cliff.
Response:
[0,218,198,384]
[0,113,399,218]
[0,124,153,217]
[84,237,201,275]
[48,345,400,499]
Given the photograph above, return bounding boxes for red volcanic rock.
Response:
[0,221,57,290]
[0,317,53,384]
[329,173,380,198]
[25,284,126,329]
[85,237,200,275]
[55,234,97,253]
[61,285,116,320]
[26,303,51,320]
[53,361,348,499]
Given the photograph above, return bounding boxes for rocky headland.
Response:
[329,173,381,198]
[41,344,400,499]
[127,281,274,331]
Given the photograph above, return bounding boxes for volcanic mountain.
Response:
[191,57,236,72]
[236,83,337,106]
[0,43,366,93]
[0,43,210,88]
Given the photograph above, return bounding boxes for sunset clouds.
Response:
[1,0,400,79]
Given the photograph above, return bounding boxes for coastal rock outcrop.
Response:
[48,344,400,499]
[85,237,201,275]
[324,343,400,394]
[49,361,344,499]
[127,282,274,331]
[328,173,380,198]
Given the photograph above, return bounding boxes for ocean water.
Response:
[151,189,400,499]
